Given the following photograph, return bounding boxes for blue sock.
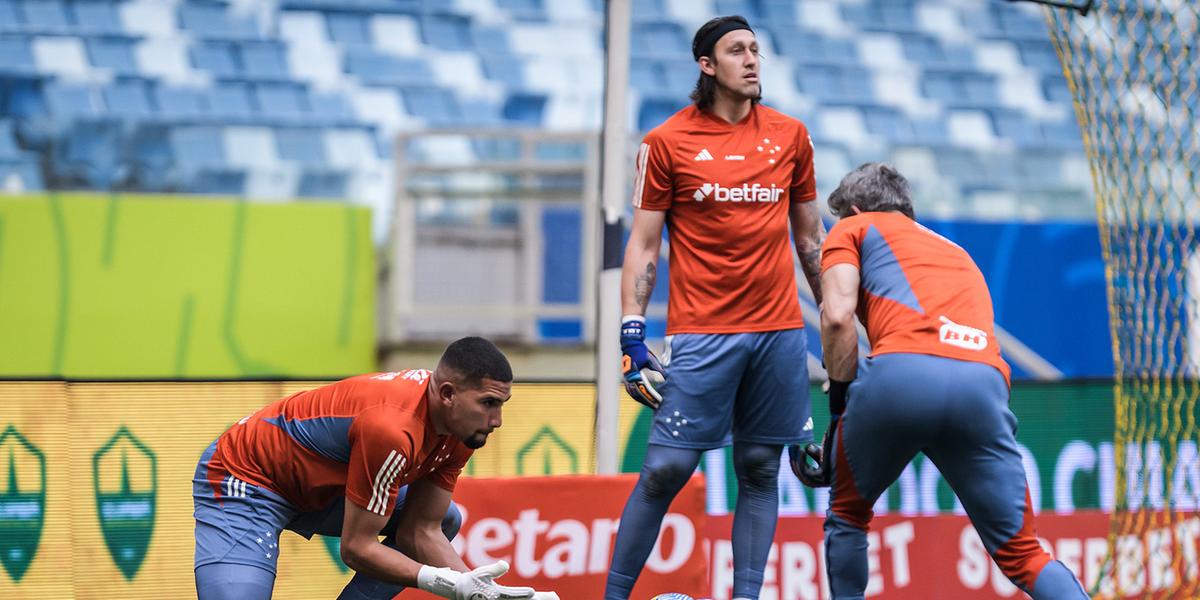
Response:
[1030,559,1089,599]
[604,444,703,600]
[731,442,782,600]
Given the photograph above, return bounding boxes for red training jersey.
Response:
[210,369,472,516]
[633,103,817,335]
[821,212,1011,384]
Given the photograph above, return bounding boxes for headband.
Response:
[692,19,754,61]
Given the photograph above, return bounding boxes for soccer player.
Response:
[193,336,544,600]
[608,15,824,600]
[796,163,1088,599]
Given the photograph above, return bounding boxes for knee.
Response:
[442,502,463,541]
[735,444,781,486]
[639,460,692,499]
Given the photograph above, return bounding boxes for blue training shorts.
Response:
[650,328,812,449]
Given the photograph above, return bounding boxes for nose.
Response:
[490,409,502,429]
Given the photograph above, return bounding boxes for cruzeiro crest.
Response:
[93,426,157,579]
[0,425,46,582]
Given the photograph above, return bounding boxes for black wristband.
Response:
[828,379,850,415]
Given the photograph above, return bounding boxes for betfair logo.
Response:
[0,425,45,582]
[692,182,784,203]
[94,426,157,580]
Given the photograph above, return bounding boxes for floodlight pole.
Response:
[596,0,632,475]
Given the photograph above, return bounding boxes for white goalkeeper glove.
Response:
[418,560,537,600]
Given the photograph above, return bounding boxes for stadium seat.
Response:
[496,0,546,22]
[370,13,421,55]
[71,2,125,35]
[989,108,1043,148]
[191,40,240,78]
[419,13,472,51]
[86,37,141,78]
[631,22,688,57]
[103,80,156,120]
[178,3,259,40]
[253,82,309,123]
[154,85,207,122]
[0,36,36,74]
[170,125,246,194]
[343,48,431,86]
[326,11,371,47]
[240,41,290,80]
[0,2,21,33]
[208,82,256,122]
[307,92,358,127]
[43,82,104,120]
[501,93,545,126]
[399,85,461,125]
[0,158,43,191]
[20,0,71,34]
[32,36,89,78]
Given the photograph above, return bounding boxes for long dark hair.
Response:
[689,15,761,110]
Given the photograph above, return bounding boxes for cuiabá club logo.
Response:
[0,425,45,582]
[93,426,157,580]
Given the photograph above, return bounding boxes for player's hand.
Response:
[453,561,535,599]
[789,379,850,488]
[620,316,666,410]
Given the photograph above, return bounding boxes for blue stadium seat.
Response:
[0,35,36,74]
[862,105,916,145]
[631,22,688,57]
[922,69,1001,108]
[459,99,504,127]
[154,85,207,121]
[629,0,667,24]
[659,58,697,99]
[637,97,686,131]
[0,2,21,33]
[308,92,358,126]
[0,119,24,159]
[343,49,431,86]
[479,53,525,87]
[20,0,71,34]
[179,3,259,40]
[1042,74,1072,104]
[71,2,124,35]
[86,38,140,77]
[191,41,240,78]
[496,0,545,22]
[43,82,104,120]
[1014,39,1062,73]
[326,12,371,46]
[759,0,798,24]
[253,82,309,122]
[774,31,859,66]
[713,0,760,21]
[207,82,256,121]
[897,32,976,70]
[630,62,658,93]
[420,13,472,51]
[910,118,950,146]
[471,25,510,55]
[53,120,124,188]
[989,108,1042,148]
[240,41,290,80]
[502,93,545,125]
[796,65,873,105]
[103,80,156,120]
[275,126,326,164]
[400,85,461,125]
[170,125,246,194]
[1040,118,1084,151]
[841,1,920,33]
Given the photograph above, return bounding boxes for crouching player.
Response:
[193,336,550,600]
[792,164,1088,599]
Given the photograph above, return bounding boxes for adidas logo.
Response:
[693,148,713,161]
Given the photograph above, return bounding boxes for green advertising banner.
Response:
[0,194,374,378]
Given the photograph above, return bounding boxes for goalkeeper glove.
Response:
[620,316,666,410]
[418,561,536,600]
[789,379,849,488]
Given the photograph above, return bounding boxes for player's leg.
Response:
[923,357,1088,600]
[727,328,811,599]
[605,334,748,600]
[194,441,296,600]
[822,355,932,600]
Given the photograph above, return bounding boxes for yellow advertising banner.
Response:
[0,380,644,599]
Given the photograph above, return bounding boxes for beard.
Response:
[464,433,488,449]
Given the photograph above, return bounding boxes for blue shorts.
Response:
[650,328,812,449]
[193,441,456,575]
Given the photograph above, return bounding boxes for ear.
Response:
[850,205,863,215]
[698,56,716,77]
[438,380,456,406]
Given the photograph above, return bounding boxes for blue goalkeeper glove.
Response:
[620,316,665,410]
[789,379,849,488]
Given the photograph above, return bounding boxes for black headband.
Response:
[692,19,754,61]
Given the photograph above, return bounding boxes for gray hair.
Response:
[827,163,915,219]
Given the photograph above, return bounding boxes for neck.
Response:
[709,88,752,124]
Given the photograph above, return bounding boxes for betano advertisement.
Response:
[1,380,1189,599]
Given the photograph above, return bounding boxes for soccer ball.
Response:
[650,595,695,600]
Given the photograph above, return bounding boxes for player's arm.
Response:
[391,479,468,570]
[340,497,425,586]
[790,199,827,306]
[621,207,666,316]
[820,263,860,381]
[619,208,668,409]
